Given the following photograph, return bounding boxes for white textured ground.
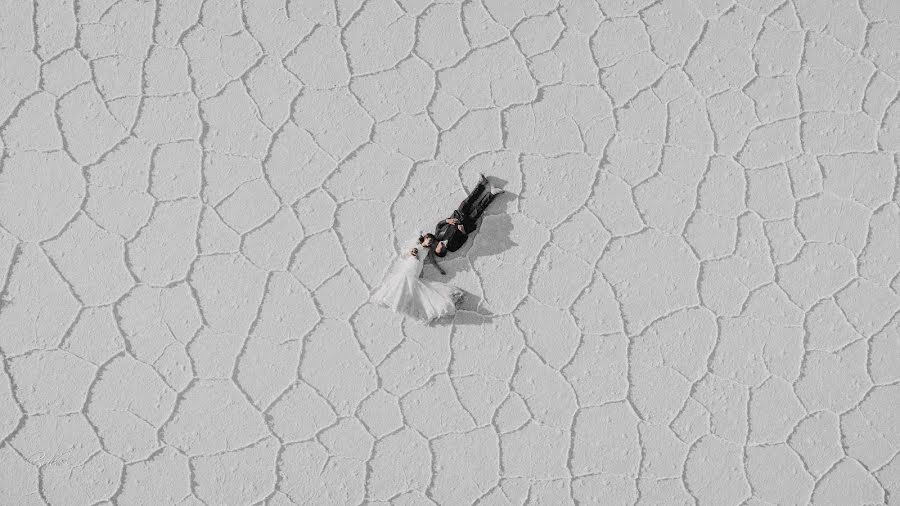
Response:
[1,0,900,504]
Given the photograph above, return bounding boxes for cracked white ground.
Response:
[1,0,899,504]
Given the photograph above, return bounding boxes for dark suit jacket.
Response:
[434,210,476,252]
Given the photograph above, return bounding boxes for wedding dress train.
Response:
[370,239,463,322]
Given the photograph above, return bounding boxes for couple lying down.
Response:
[370,174,504,323]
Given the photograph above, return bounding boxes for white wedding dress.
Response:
[370,239,463,322]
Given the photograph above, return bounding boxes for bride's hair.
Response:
[418,233,436,243]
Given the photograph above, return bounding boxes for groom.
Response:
[433,174,503,257]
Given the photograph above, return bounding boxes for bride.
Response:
[370,233,464,322]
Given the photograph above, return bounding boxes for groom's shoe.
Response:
[479,173,489,186]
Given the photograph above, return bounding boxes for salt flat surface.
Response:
[1,0,900,504]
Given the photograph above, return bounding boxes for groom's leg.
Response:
[470,191,497,219]
[457,179,487,215]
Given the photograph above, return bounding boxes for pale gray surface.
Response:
[1,0,900,504]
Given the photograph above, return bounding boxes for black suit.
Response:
[434,178,497,253]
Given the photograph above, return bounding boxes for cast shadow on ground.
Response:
[427,291,495,327]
